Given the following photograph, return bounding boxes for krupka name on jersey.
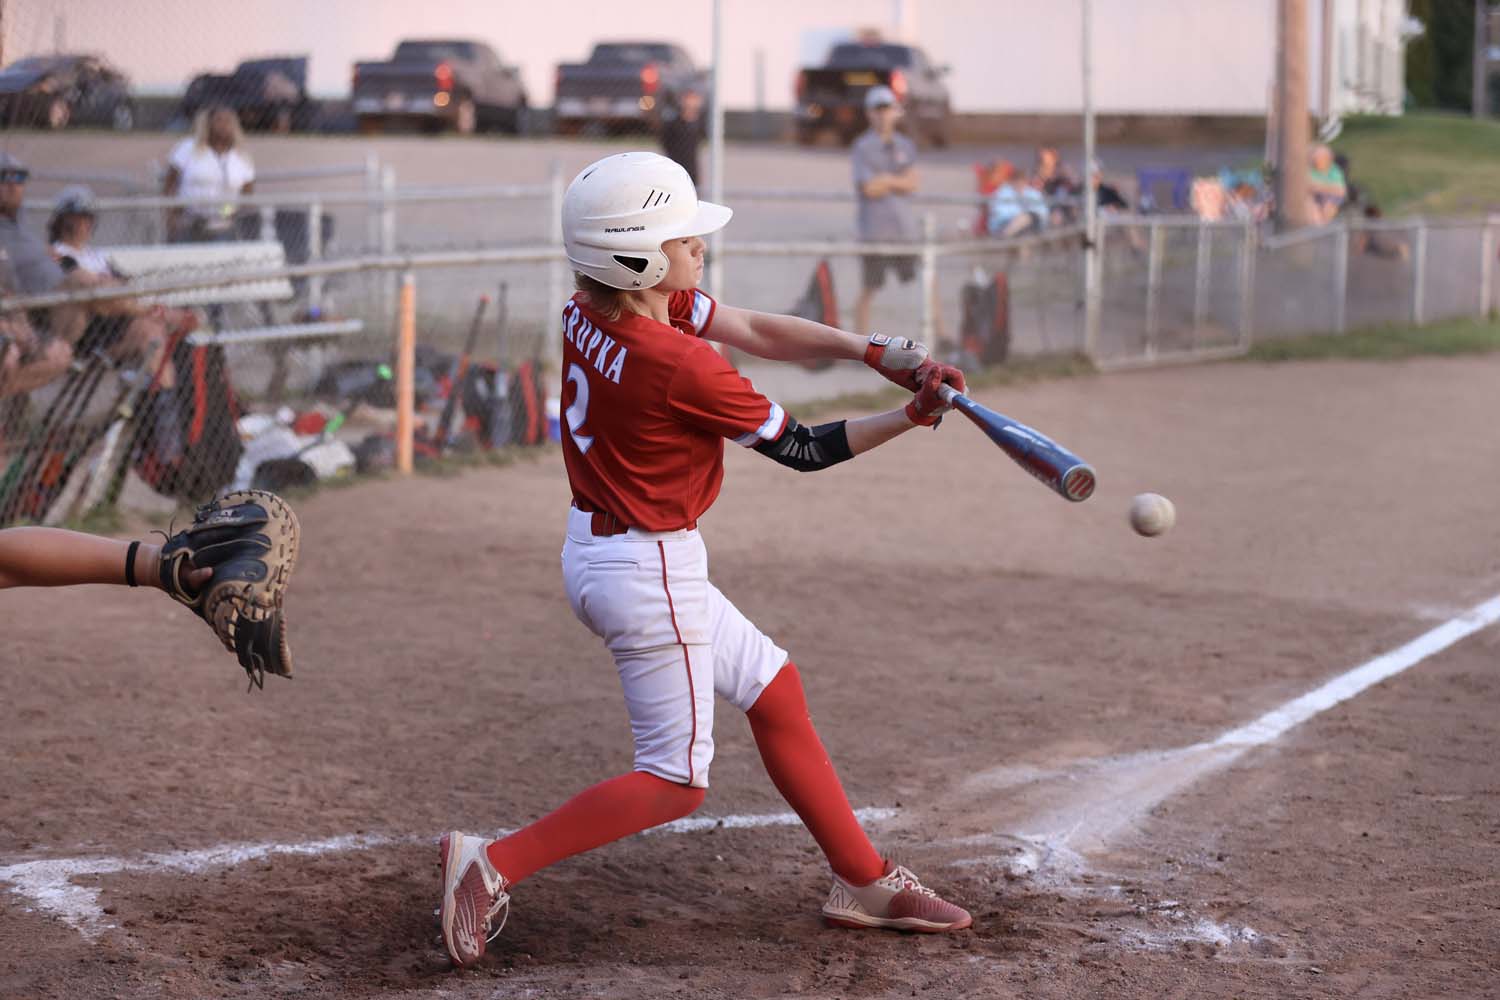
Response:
[562,300,628,385]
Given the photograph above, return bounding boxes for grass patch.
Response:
[1335,114,1500,215]
[1246,315,1500,362]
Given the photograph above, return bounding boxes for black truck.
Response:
[795,42,952,146]
[554,42,706,135]
[180,56,313,132]
[352,39,528,135]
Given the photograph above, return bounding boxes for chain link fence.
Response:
[5,205,1497,527]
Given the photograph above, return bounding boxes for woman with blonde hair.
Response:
[162,106,255,242]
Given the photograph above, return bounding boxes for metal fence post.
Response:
[1144,221,1163,359]
[1238,219,1256,348]
[381,165,398,323]
[1084,218,1105,359]
[1480,219,1495,318]
[1333,225,1349,334]
[919,212,938,349]
[546,158,565,367]
[1412,219,1428,326]
[1192,221,1211,340]
[306,199,324,314]
[364,152,380,253]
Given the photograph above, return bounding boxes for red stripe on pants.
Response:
[656,540,697,786]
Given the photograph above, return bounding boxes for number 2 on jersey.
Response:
[564,363,594,454]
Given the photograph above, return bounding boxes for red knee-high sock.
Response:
[485,771,704,885]
[746,663,885,885]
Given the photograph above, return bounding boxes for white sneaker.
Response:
[438,832,511,967]
[822,861,973,933]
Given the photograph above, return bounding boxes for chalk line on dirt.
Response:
[956,591,1500,857]
[0,807,899,939]
[940,593,1500,951]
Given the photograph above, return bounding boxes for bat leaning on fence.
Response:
[0,353,112,523]
[935,382,1096,503]
[434,294,490,455]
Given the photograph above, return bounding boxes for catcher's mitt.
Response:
[160,489,299,689]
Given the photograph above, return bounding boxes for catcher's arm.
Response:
[0,526,208,591]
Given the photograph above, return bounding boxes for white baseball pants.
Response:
[561,506,788,788]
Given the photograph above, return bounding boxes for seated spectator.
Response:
[1090,159,1130,215]
[1308,144,1346,225]
[0,312,72,399]
[49,186,117,277]
[162,106,256,243]
[49,186,183,385]
[985,161,1048,239]
[1190,177,1229,221]
[1090,159,1146,253]
[0,161,173,388]
[1333,153,1407,259]
[1032,146,1081,225]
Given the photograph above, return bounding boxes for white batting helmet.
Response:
[562,151,732,290]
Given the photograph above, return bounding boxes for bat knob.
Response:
[1061,465,1097,502]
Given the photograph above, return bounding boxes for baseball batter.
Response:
[439,152,971,968]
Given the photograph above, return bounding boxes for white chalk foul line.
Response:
[0,807,899,939]
[947,590,1500,953]
[1212,593,1500,749]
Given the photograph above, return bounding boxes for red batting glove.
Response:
[864,333,931,391]
[905,363,966,427]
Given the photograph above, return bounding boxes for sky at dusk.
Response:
[4,0,1283,114]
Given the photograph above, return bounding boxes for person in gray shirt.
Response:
[0,154,77,396]
[850,86,941,340]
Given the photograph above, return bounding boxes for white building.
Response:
[863,0,1412,118]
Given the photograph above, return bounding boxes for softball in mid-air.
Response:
[1129,493,1175,537]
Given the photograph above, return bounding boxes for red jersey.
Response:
[559,289,786,531]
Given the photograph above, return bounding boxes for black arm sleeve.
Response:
[753,416,854,472]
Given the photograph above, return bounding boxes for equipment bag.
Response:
[135,332,244,500]
[960,270,1011,367]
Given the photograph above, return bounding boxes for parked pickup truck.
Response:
[181,56,314,132]
[352,39,528,135]
[554,42,706,134]
[795,42,952,147]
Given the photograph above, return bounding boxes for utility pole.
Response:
[1475,0,1489,119]
[1275,0,1315,230]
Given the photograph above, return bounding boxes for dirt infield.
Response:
[3,355,1499,999]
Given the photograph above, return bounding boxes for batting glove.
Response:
[864,333,930,391]
[905,363,966,427]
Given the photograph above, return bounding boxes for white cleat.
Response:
[438,831,511,967]
[822,861,973,933]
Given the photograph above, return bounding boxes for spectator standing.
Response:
[852,85,935,338]
[1307,144,1347,225]
[659,89,705,185]
[162,106,256,243]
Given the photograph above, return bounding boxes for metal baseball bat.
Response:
[434,293,490,454]
[936,383,1096,502]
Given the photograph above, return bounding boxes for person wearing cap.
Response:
[44,185,180,387]
[0,168,177,389]
[851,85,938,339]
[434,151,973,970]
[0,153,82,396]
[49,186,114,277]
